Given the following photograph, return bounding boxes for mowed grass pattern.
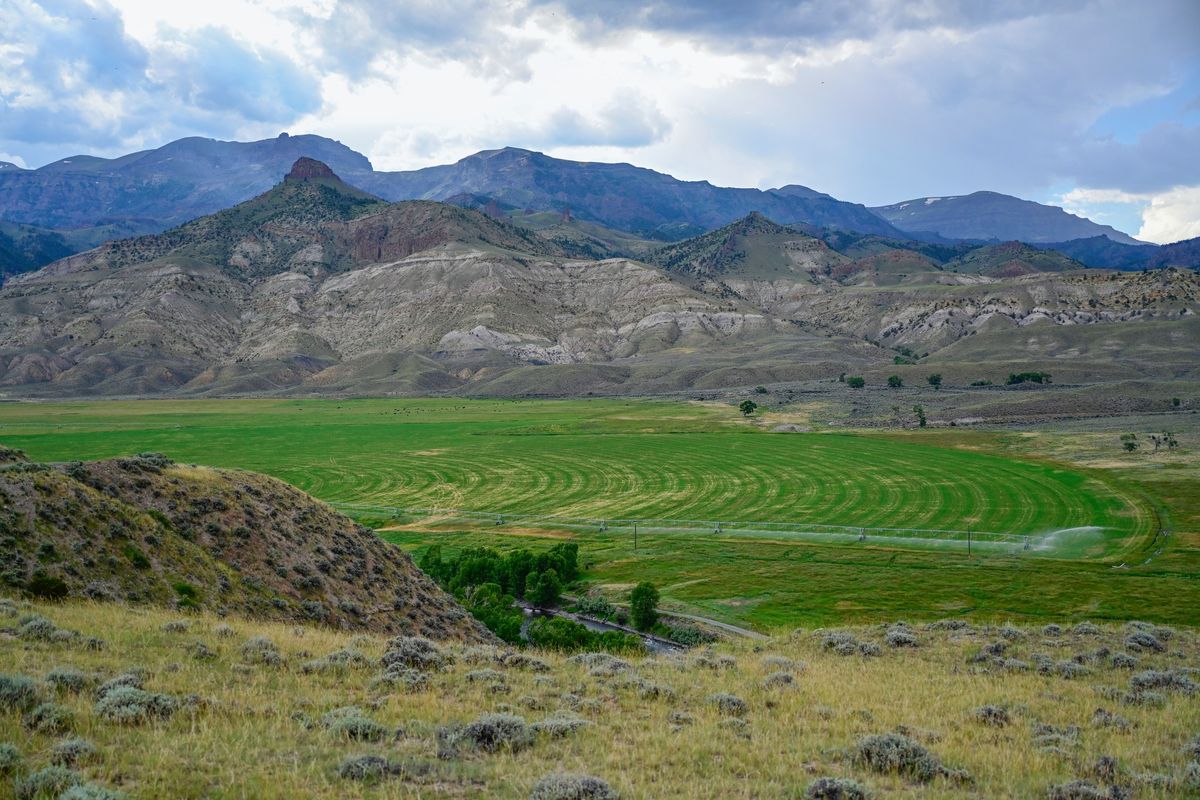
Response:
[0,399,1146,541]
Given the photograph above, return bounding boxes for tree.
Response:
[927,374,942,390]
[1173,397,1181,408]
[846,376,865,389]
[1120,433,1139,452]
[527,568,562,608]
[739,400,758,416]
[630,582,660,631]
[887,375,903,389]
[912,405,927,428]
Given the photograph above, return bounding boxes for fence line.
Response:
[334,501,1043,553]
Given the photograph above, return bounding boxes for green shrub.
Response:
[121,544,150,570]
[629,582,659,631]
[846,376,865,388]
[25,573,68,601]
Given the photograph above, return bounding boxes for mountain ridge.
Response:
[873,190,1145,245]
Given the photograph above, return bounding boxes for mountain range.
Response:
[872,191,1145,245]
[0,159,1195,398]
[2,133,1191,282]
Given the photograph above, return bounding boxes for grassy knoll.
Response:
[1,599,1198,799]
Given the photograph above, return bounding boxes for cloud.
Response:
[1058,186,1200,244]
[533,0,1092,49]
[291,0,542,81]
[1138,187,1200,244]
[153,27,322,123]
[0,0,322,163]
[524,92,672,148]
[1060,123,1200,194]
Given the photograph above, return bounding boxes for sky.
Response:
[1,0,1198,243]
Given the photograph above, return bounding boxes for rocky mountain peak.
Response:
[285,157,339,182]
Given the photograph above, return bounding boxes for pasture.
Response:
[1,397,1193,628]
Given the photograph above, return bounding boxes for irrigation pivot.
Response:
[337,503,1101,558]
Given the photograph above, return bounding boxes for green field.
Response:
[2,397,1194,628]
[0,398,1149,539]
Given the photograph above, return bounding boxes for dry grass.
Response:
[1,600,1198,799]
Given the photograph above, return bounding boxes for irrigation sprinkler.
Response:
[714,521,722,534]
[1023,536,1030,551]
[967,527,972,557]
[495,514,504,526]
[633,522,638,552]
[599,520,608,532]
[858,528,865,542]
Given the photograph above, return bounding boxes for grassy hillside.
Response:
[0,447,490,641]
[0,599,1197,798]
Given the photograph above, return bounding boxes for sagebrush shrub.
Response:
[804,776,869,800]
[971,705,1010,727]
[529,772,619,800]
[763,671,794,689]
[17,615,59,641]
[381,636,448,671]
[1045,780,1110,800]
[708,693,748,717]
[0,743,21,775]
[23,702,74,734]
[58,784,126,800]
[337,754,395,782]
[368,667,429,694]
[239,637,283,666]
[854,733,941,782]
[94,686,178,724]
[568,653,631,675]
[0,673,40,711]
[1129,670,1196,694]
[460,713,533,753]
[327,715,389,742]
[51,738,98,767]
[1123,631,1165,653]
[95,671,143,699]
[1110,653,1138,670]
[531,713,590,738]
[46,667,89,694]
[14,766,83,800]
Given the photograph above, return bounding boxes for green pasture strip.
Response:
[379,526,1200,630]
[0,398,1149,549]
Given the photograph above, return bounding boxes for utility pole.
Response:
[633,522,638,552]
[967,527,972,557]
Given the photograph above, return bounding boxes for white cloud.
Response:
[1058,186,1200,244]
[1138,187,1200,244]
